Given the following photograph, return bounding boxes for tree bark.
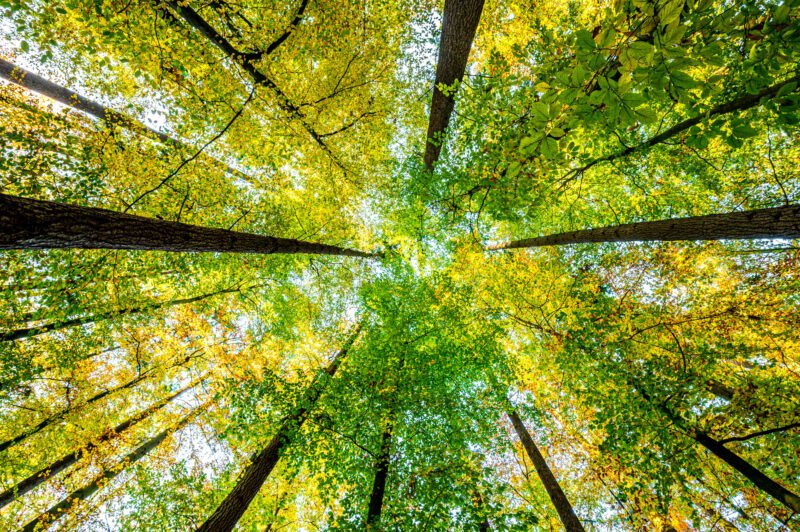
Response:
[507,410,585,532]
[0,348,202,452]
[0,285,240,342]
[489,205,800,250]
[19,402,207,532]
[0,193,377,257]
[423,0,485,170]
[366,419,394,527]
[0,57,249,181]
[0,376,202,508]
[196,326,361,532]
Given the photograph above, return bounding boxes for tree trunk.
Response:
[0,348,202,452]
[0,58,249,181]
[507,410,585,532]
[634,384,800,513]
[692,430,800,513]
[0,285,240,342]
[0,193,377,257]
[0,376,202,508]
[19,402,207,532]
[366,419,394,527]
[489,205,800,250]
[196,326,361,532]
[423,0,485,170]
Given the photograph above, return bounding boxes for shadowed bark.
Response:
[0,193,378,258]
[367,417,394,527]
[508,410,585,531]
[0,377,203,508]
[20,402,207,532]
[489,205,800,250]
[0,57,249,181]
[423,0,485,169]
[197,326,361,532]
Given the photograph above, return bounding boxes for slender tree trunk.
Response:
[366,418,394,527]
[424,0,485,169]
[692,430,800,512]
[489,205,800,250]
[0,285,240,342]
[0,348,201,452]
[0,57,250,181]
[0,193,377,257]
[507,410,585,532]
[197,326,362,532]
[635,384,800,513]
[19,402,207,532]
[0,376,202,508]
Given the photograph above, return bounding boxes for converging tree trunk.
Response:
[508,410,585,532]
[0,285,240,342]
[0,348,202,452]
[489,205,800,250]
[197,326,362,532]
[366,416,394,527]
[423,0,485,169]
[0,377,203,508]
[19,402,207,532]
[0,193,377,257]
[633,384,800,513]
[0,58,249,181]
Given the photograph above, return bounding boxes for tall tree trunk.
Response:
[0,348,202,452]
[0,193,377,257]
[634,385,800,513]
[423,0,485,170]
[0,285,240,342]
[19,402,207,532]
[366,418,394,527]
[489,205,800,250]
[507,410,586,532]
[0,376,203,508]
[0,58,249,181]
[197,326,362,532]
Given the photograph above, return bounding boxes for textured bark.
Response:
[0,193,377,257]
[423,0,485,169]
[573,75,800,175]
[0,349,201,452]
[0,377,201,508]
[0,285,240,342]
[197,326,361,532]
[489,205,800,250]
[367,420,394,527]
[508,410,585,532]
[20,403,206,532]
[0,58,248,181]
[692,430,800,512]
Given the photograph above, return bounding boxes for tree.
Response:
[197,325,361,531]
[0,193,376,257]
[1,0,800,529]
[488,205,800,250]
